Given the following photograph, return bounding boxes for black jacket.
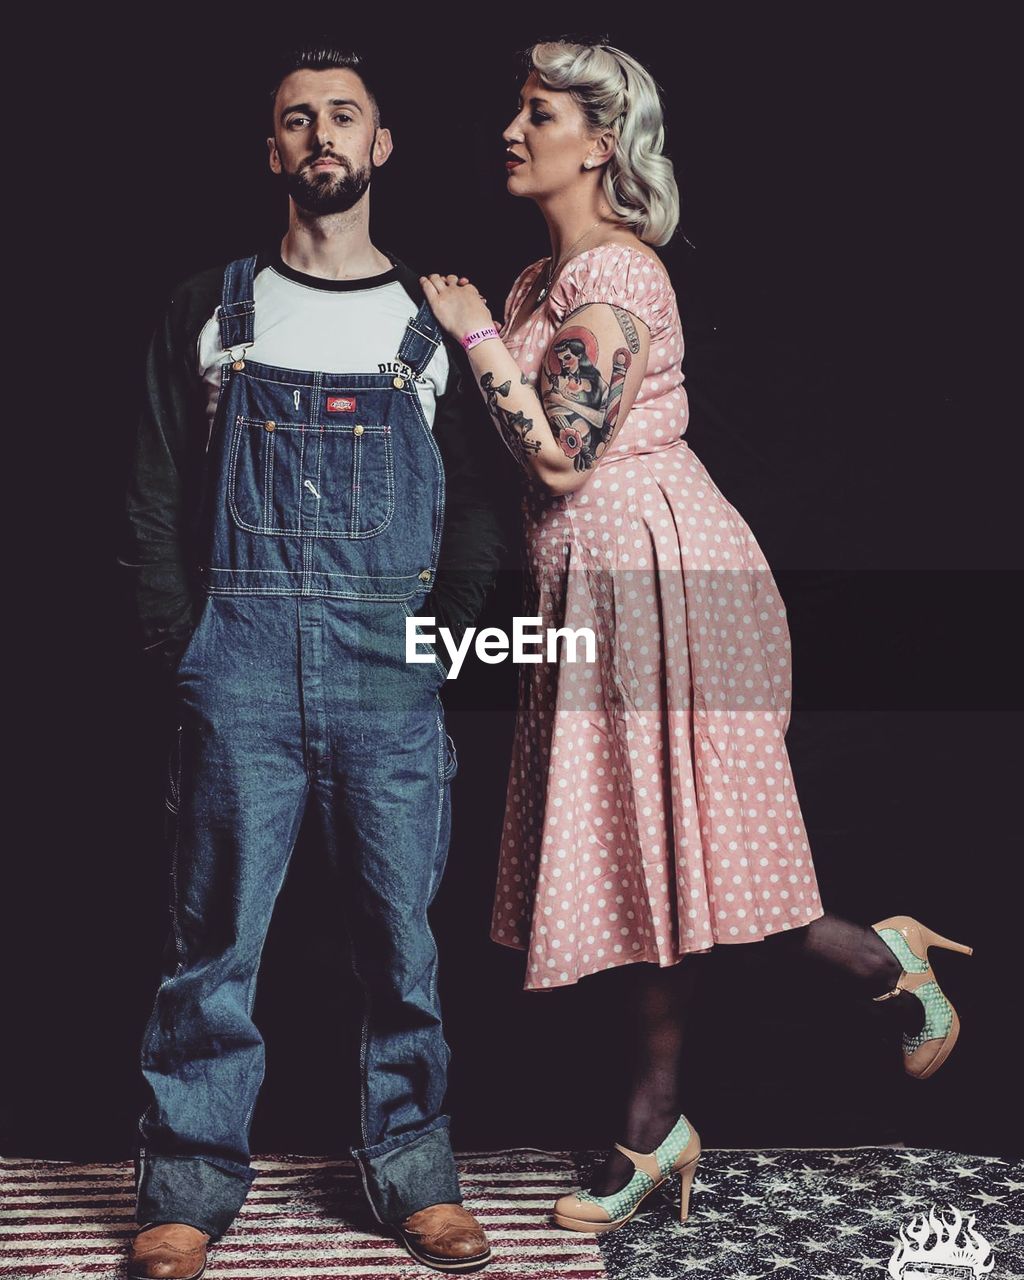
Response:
[121,252,507,671]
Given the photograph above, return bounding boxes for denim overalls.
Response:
[137,256,460,1238]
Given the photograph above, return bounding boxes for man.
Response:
[122,47,503,1278]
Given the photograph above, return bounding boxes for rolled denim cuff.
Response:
[352,1117,461,1224]
[136,1152,255,1240]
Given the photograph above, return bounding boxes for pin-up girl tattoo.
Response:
[543,325,632,471]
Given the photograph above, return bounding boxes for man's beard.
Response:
[283,153,373,215]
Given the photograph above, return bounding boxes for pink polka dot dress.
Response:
[492,244,824,991]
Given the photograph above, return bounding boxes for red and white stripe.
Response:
[0,1152,606,1279]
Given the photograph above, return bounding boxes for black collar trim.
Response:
[261,248,403,293]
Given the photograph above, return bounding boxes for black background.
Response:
[6,5,1021,1165]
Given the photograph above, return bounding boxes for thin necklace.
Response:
[536,221,604,304]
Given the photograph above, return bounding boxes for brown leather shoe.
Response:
[397,1202,491,1272]
[127,1223,209,1279]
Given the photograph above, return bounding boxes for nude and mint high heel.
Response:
[872,915,973,1080]
[552,1115,701,1233]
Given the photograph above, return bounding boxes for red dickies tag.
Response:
[327,396,357,413]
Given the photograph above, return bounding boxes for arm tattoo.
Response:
[602,348,631,436]
[612,306,641,354]
[564,302,641,355]
[543,327,632,472]
[480,370,542,464]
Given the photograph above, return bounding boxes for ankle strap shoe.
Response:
[552,1114,701,1233]
[872,915,972,1080]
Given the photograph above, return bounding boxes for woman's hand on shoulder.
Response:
[420,274,493,345]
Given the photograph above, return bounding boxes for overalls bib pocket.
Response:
[228,414,395,538]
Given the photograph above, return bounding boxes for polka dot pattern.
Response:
[575,1167,658,1221]
[493,245,823,991]
[874,929,954,1056]
[903,980,954,1055]
[876,928,931,976]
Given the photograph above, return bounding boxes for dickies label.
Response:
[327,396,357,413]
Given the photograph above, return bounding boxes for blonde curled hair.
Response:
[529,41,679,246]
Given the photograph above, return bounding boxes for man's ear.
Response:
[372,127,394,168]
[267,136,282,175]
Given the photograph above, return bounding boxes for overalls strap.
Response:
[218,255,257,350]
[396,301,444,379]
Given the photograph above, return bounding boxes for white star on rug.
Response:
[893,1190,929,1206]
[968,1190,1007,1206]
[856,1204,896,1221]
[765,1177,801,1196]
[763,1253,799,1270]
[692,1176,719,1193]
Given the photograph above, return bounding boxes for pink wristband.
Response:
[461,325,500,351]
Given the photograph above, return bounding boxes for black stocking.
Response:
[589,960,698,1197]
[587,914,924,1197]
[767,911,925,1035]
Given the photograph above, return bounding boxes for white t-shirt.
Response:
[197,255,449,430]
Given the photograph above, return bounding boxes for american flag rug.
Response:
[0,1150,603,1280]
[1,1147,1021,1279]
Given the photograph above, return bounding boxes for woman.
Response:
[420,40,971,1233]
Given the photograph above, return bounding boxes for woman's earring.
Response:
[584,159,593,170]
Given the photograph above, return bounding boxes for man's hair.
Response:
[268,48,381,128]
